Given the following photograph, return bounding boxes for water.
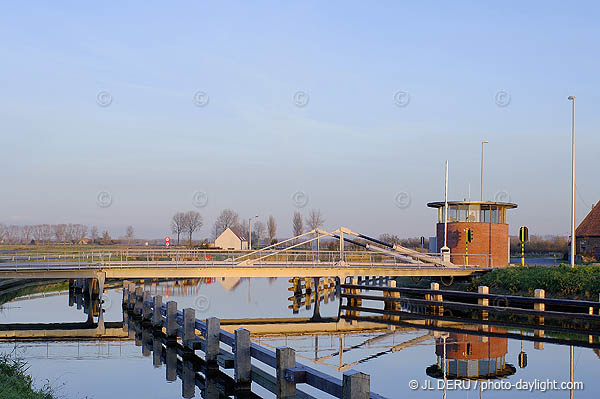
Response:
[0,278,598,399]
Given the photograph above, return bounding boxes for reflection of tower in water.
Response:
[426,329,516,380]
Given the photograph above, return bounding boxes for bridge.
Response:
[0,227,489,293]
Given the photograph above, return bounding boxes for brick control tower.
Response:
[427,201,517,267]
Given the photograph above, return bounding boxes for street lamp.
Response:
[248,215,259,250]
[481,140,489,201]
[568,96,575,268]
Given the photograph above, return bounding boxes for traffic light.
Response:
[518,351,527,368]
[466,228,474,243]
[519,226,529,243]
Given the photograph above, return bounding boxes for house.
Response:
[214,227,248,250]
[576,202,600,260]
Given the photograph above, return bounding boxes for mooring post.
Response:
[152,295,163,329]
[389,280,400,323]
[234,328,251,385]
[152,334,162,368]
[127,283,137,310]
[342,370,370,399]
[142,291,152,323]
[166,301,178,341]
[182,356,195,399]
[166,343,177,382]
[534,289,545,349]
[183,308,196,350]
[122,281,129,308]
[431,282,443,315]
[206,317,221,363]
[276,347,296,398]
[142,328,151,357]
[134,287,144,316]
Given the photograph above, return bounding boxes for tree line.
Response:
[0,223,135,245]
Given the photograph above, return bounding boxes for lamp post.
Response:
[568,96,575,268]
[481,140,489,201]
[248,215,259,250]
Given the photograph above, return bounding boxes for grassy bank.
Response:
[470,264,600,299]
[0,353,54,399]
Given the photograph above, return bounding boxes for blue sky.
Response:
[1,1,599,239]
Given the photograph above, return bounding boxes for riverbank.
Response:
[469,264,600,299]
[395,264,600,299]
[0,353,55,399]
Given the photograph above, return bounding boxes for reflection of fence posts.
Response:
[534,289,545,350]
[123,283,384,399]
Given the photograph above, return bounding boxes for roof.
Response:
[226,226,247,241]
[576,202,600,236]
[427,201,518,209]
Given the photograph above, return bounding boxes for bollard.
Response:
[152,334,162,368]
[128,283,137,310]
[342,370,370,399]
[276,347,296,398]
[152,295,163,329]
[166,344,177,382]
[182,356,195,399]
[206,317,221,363]
[166,301,178,341]
[234,328,251,384]
[142,292,152,323]
[134,287,144,315]
[183,308,196,350]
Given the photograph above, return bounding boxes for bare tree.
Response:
[292,211,303,238]
[72,224,88,243]
[214,209,239,238]
[171,212,186,245]
[254,221,266,248]
[101,230,112,245]
[53,224,66,244]
[90,226,99,244]
[41,224,53,244]
[305,209,325,251]
[267,216,277,244]
[0,224,6,244]
[125,226,135,245]
[21,225,34,245]
[6,225,20,244]
[306,209,325,231]
[183,211,203,246]
[378,233,401,247]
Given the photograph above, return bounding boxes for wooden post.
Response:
[142,291,152,323]
[166,343,177,382]
[276,347,296,398]
[234,328,251,384]
[534,289,545,349]
[122,284,129,308]
[152,295,163,329]
[134,287,144,315]
[342,370,370,399]
[152,334,162,367]
[431,282,443,315]
[182,356,195,399]
[206,317,220,363]
[128,283,137,310]
[166,301,178,341]
[183,308,195,350]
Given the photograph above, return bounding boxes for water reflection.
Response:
[1,277,599,398]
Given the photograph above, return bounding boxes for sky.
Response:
[1,1,599,240]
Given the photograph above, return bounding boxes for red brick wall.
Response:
[436,222,509,267]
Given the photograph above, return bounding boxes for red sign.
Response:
[165,241,170,248]
[165,236,171,242]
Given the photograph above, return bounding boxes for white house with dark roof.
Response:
[214,227,248,250]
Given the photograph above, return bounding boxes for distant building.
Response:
[576,202,600,260]
[214,227,248,250]
[427,201,518,267]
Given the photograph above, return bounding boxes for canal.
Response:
[0,278,598,398]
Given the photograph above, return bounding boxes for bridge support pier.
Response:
[342,370,370,399]
[276,347,296,398]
